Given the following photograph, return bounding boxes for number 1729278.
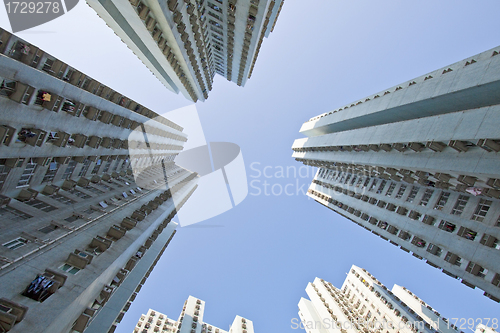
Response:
[5,2,60,14]
[448,318,498,330]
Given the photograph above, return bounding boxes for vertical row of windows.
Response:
[17,160,37,187]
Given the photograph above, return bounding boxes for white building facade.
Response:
[135,296,254,333]
[0,30,198,333]
[298,265,463,333]
[291,46,500,303]
[86,0,285,102]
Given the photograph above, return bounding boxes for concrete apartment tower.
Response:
[476,325,498,333]
[298,265,464,333]
[134,296,255,333]
[292,46,500,302]
[86,0,285,102]
[0,30,198,333]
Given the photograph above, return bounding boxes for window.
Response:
[434,192,450,210]
[38,224,58,234]
[458,227,477,241]
[0,205,32,221]
[492,273,500,287]
[62,160,77,180]
[368,180,377,192]
[395,185,407,199]
[41,162,59,184]
[426,243,442,256]
[64,215,81,222]
[102,160,112,174]
[385,183,396,197]
[3,237,28,250]
[438,220,456,233]
[419,189,434,206]
[451,195,469,215]
[67,188,92,199]
[60,263,80,275]
[24,198,58,212]
[406,187,419,203]
[376,180,387,194]
[471,199,492,222]
[0,164,11,191]
[466,262,487,278]
[17,160,37,187]
[50,193,76,205]
[444,252,462,266]
[91,159,102,175]
[363,177,371,188]
[78,158,92,177]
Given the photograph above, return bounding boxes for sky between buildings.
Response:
[1,0,500,332]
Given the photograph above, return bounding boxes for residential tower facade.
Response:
[298,265,463,333]
[0,30,198,333]
[292,46,500,302]
[86,0,285,102]
[134,296,255,333]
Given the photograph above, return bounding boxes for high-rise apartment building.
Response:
[134,296,254,333]
[86,0,285,102]
[476,325,498,333]
[0,30,198,333]
[298,265,463,333]
[292,46,500,302]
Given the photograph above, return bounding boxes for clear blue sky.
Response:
[2,0,500,331]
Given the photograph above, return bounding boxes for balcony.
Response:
[121,217,137,230]
[438,220,456,233]
[477,139,500,152]
[426,141,447,152]
[71,309,95,333]
[107,225,127,240]
[87,236,112,255]
[125,256,138,271]
[0,298,29,331]
[16,128,46,147]
[411,237,426,248]
[387,225,399,235]
[71,134,87,148]
[41,58,65,77]
[466,262,486,278]
[0,80,32,103]
[132,210,146,221]
[66,250,93,270]
[86,136,102,149]
[480,234,499,249]
[422,215,435,225]
[46,131,70,147]
[61,179,77,190]
[83,106,100,121]
[0,125,15,146]
[32,90,57,110]
[112,139,123,149]
[398,231,411,241]
[97,110,113,124]
[22,272,62,302]
[457,226,477,241]
[67,69,84,86]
